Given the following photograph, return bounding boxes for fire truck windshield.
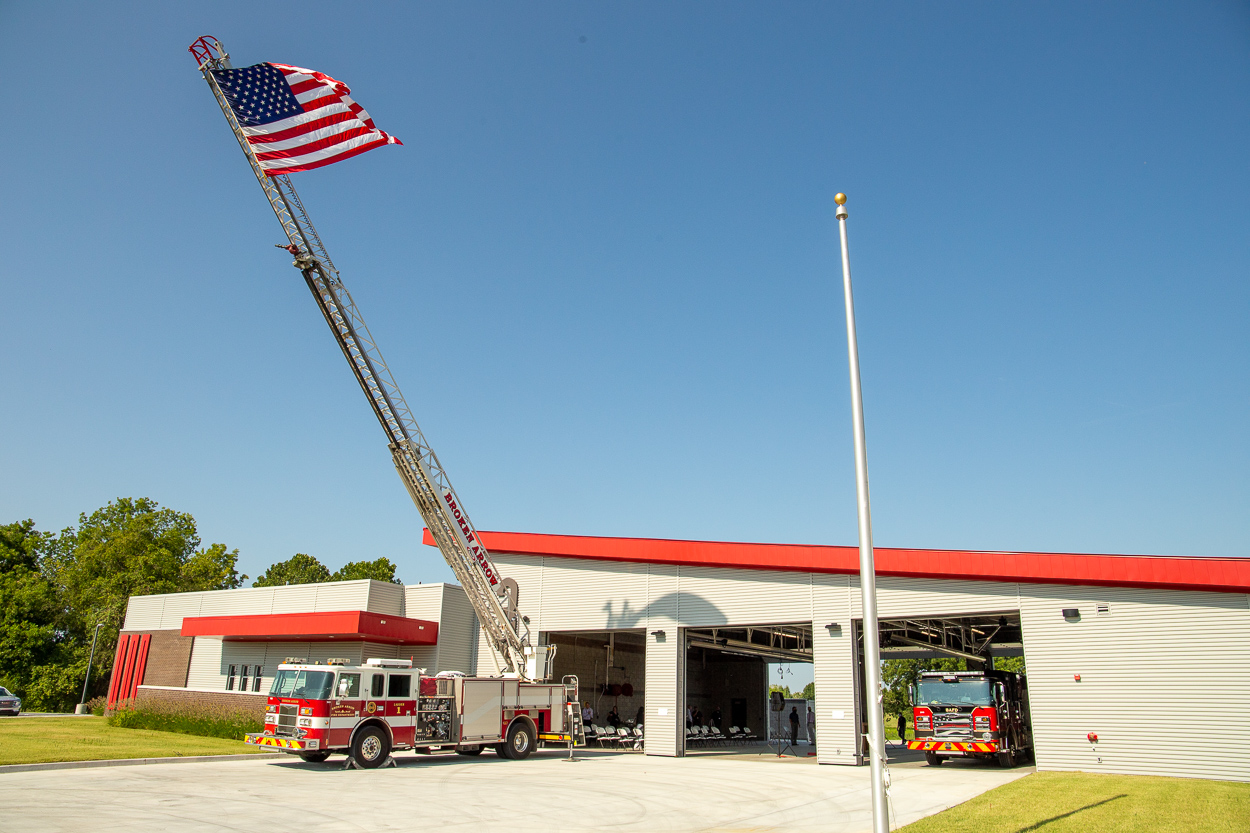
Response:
[916,678,992,707]
[269,669,335,700]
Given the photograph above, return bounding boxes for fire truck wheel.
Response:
[351,726,391,768]
[997,751,1015,768]
[502,721,534,760]
[924,752,942,766]
[298,751,331,763]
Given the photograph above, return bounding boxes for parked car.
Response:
[0,687,20,716]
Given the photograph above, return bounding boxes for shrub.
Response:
[108,699,262,741]
[87,695,107,717]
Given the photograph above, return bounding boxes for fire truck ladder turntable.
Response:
[189,36,537,679]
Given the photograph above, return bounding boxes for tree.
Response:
[881,657,965,718]
[253,554,402,586]
[799,682,816,701]
[27,498,243,711]
[0,521,61,706]
[252,553,331,587]
[331,557,401,584]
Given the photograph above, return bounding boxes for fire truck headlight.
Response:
[299,707,313,716]
[298,718,312,727]
[265,714,277,724]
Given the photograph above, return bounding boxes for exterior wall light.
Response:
[1062,608,1080,620]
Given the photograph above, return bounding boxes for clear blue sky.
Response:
[2,2,1247,585]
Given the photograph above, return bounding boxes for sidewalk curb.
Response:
[0,753,286,774]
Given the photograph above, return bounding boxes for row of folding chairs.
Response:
[686,725,758,746]
[588,724,644,751]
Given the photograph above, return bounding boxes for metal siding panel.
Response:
[498,554,648,632]
[644,564,683,756]
[1020,584,1250,782]
[875,576,1020,618]
[402,584,446,623]
[157,593,205,630]
[197,587,277,617]
[185,637,226,689]
[812,573,858,765]
[309,580,371,613]
[123,596,165,631]
[267,584,324,614]
[365,580,405,616]
[436,585,479,675]
[678,565,813,626]
[475,622,505,676]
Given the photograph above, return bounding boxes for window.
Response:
[337,673,361,698]
[252,667,264,692]
[387,674,411,698]
[226,664,237,691]
[239,665,250,692]
[371,674,385,698]
[268,669,335,700]
[915,679,992,707]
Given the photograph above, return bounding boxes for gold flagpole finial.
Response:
[834,193,847,205]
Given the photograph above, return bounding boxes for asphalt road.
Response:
[0,748,1031,832]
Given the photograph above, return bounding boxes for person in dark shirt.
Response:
[896,712,907,745]
[711,706,723,730]
[788,706,800,749]
[607,705,621,727]
[635,705,645,728]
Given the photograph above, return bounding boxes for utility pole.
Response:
[835,192,889,833]
[75,622,105,715]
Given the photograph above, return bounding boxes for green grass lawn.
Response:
[0,717,268,765]
[898,771,1250,833]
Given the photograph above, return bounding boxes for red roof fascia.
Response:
[180,610,438,645]
[421,529,1250,594]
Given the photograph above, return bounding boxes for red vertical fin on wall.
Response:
[106,635,131,709]
[128,634,151,700]
[118,635,141,706]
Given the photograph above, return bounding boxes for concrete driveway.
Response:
[0,749,1031,832]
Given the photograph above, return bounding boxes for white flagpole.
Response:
[835,192,889,833]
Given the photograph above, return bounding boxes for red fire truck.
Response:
[247,658,584,767]
[907,670,1033,767]
[191,37,591,767]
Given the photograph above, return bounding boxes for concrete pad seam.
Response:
[0,753,284,774]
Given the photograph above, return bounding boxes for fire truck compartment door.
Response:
[460,680,504,742]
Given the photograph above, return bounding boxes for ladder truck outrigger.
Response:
[188,36,584,767]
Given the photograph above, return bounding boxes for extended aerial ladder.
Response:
[189,36,550,680]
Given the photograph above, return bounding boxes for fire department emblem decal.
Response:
[331,705,355,717]
[366,701,377,714]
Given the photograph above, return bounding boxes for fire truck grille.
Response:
[276,704,298,737]
[932,713,972,738]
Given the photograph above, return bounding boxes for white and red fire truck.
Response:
[189,36,591,767]
[907,670,1033,767]
[248,658,583,767]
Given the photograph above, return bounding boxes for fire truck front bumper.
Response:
[246,733,320,751]
[907,740,998,753]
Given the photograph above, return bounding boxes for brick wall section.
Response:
[133,686,268,719]
[118,629,195,687]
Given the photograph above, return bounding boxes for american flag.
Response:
[211,62,401,175]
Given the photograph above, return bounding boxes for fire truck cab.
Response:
[907,669,1033,767]
[246,658,584,767]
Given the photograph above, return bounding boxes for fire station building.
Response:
[115,530,1250,782]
